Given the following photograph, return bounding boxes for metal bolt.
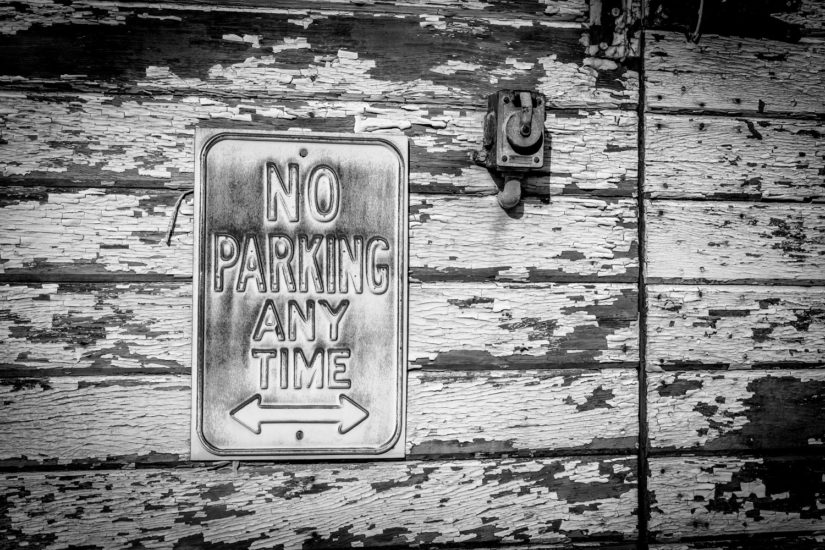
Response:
[503,96,510,104]
[501,155,508,162]
[299,148,308,157]
[521,124,531,136]
[533,157,540,163]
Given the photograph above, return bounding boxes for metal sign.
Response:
[191,130,408,460]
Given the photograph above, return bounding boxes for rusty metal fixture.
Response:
[474,89,546,210]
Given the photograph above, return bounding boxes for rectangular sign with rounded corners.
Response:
[192,130,408,460]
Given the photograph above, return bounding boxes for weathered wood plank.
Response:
[646,114,825,201]
[0,370,638,464]
[0,94,638,196]
[0,282,638,373]
[773,0,825,39]
[645,31,825,116]
[649,455,825,541]
[409,282,638,367]
[0,283,639,376]
[0,0,589,24]
[0,456,638,547]
[0,3,636,109]
[0,188,638,281]
[647,286,825,369]
[650,535,825,550]
[648,369,825,451]
[646,201,825,284]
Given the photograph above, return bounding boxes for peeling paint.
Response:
[0,456,637,548]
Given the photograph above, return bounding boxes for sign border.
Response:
[191,129,408,460]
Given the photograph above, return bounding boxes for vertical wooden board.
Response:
[0,3,637,108]
[646,201,825,283]
[647,286,825,369]
[649,455,825,541]
[0,457,639,548]
[645,114,825,201]
[0,370,639,464]
[645,31,825,115]
[648,370,825,451]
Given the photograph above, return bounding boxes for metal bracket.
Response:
[474,89,547,210]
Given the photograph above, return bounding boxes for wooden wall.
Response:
[0,0,821,548]
[643,2,825,547]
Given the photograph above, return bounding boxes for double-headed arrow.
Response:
[231,394,369,435]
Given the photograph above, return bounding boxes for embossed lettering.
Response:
[268,234,296,293]
[338,236,363,294]
[297,235,324,293]
[318,299,349,341]
[236,235,266,293]
[252,299,285,342]
[327,348,351,389]
[288,300,315,342]
[294,348,324,389]
[213,234,239,292]
[366,236,391,295]
[306,165,340,223]
[266,162,299,223]
[251,348,277,390]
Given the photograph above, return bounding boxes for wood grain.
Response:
[0,456,638,548]
[0,2,637,109]
[646,31,825,116]
[0,0,590,27]
[0,94,638,195]
[0,188,638,281]
[647,286,825,369]
[649,455,825,541]
[646,114,825,201]
[648,369,825,451]
[646,201,825,284]
[0,282,638,374]
[650,536,825,550]
[0,369,638,464]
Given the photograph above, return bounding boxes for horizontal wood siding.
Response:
[646,201,825,284]
[0,3,635,108]
[0,282,638,373]
[646,114,825,202]
[0,370,638,465]
[0,1,646,548]
[648,370,825,451]
[647,286,825,369]
[644,7,825,548]
[1,456,638,548]
[649,537,825,550]
[649,455,825,541]
[645,31,825,116]
[0,94,638,195]
[0,188,639,281]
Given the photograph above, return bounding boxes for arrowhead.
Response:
[338,394,369,434]
[231,395,262,434]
